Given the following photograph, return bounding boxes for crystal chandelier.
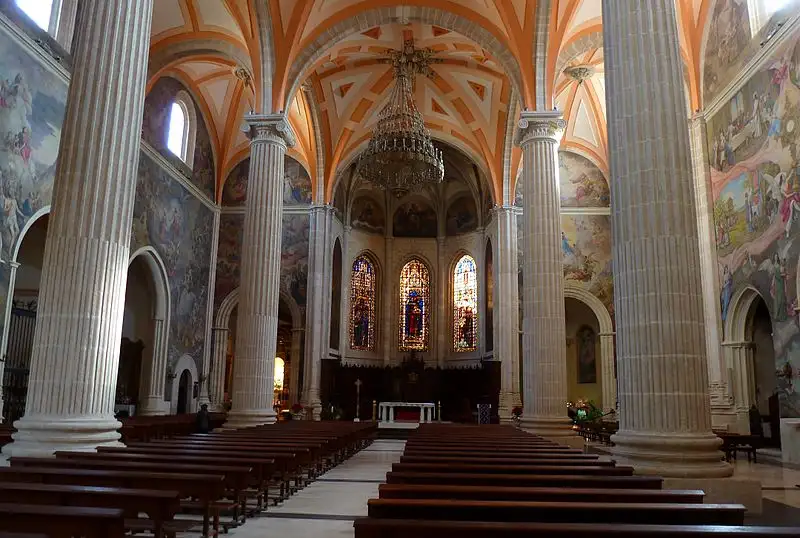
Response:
[357,40,444,198]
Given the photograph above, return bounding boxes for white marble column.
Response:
[603,0,731,477]
[724,342,756,433]
[52,0,79,51]
[495,207,521,422]
[199,209,221,408]
[436,236,447,367]
[138,318,168,416]
[517,111,574,440]
[382,235,394,365]
[224,114,295,429]
[303,205,332,419]
[209,327,228,412]
[0,261,20,422]
[599,332,617,413]
[3,0,153,457]
[289,327,303,404]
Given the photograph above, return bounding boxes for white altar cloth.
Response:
[378,401,435,423]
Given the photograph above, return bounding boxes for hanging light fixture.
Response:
[357,40,444,199]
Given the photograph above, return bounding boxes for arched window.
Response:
[453,254,478,352]
[349,255,377,351]
[166,91,197,166]
[399,259,431,351]
[16,0,55,32]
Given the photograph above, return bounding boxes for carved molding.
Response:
[515,111,566,147]
[245,113,296,148]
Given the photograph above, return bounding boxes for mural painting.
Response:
[393,201,437,238]
[446,195,478,235]
[130,152,215,369]
[220,157,312,207]
[577,325,597,384]
[333,179,346,221]
[0,29,67,338]
[141,76,215,200]
[708,30,800,418]
[559,152,610,208]
[561,215,614,313]
[214,212,310,310]
[350,194,385,235]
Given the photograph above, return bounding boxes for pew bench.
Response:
[385,471,664,489]
[0,503,125,538]
[392,462,634,475]
[354,519,800,538]
[366,498,746,525]
[399,456,614,466]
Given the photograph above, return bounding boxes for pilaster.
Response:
[494,207,520,422]
[3,0,153,457]
[0,260,20,422]
[209,327,229,412]
[224,114,295,429]
[138,318,168,416]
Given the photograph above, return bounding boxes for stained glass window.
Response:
[349,255,376,350]
[399,259,430,351]
[453,255,478,352]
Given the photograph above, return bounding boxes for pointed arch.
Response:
[349,251,378,351]
[399,257,432,352]
[453,253,479,352]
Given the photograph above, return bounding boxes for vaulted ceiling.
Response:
[146,0,715,205]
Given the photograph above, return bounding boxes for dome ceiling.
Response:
[146,0,716,204]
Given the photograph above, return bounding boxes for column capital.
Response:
[245,113,296,148]
[515,110,566,147]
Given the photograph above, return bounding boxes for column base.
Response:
[3,414,123,458]
[138,398,169,416]
[223,408,277,429]
[611,430,733,478]
[520,416,580,446]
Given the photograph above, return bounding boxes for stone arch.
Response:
[563,283,616,412]
[215,287,302,331]
[284,6,527,114]
[170,354,198,415]
[725,285,765,343]
[554,31,605,90]
[10,206,50,262]
[128,246,172,415]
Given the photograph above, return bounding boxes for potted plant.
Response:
[290,403,305,420]
[511,406,522,427]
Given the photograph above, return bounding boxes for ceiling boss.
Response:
[357,39,445,199]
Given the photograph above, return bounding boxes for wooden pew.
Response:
[0,503,125,538]
[354,519,800,538]
[399,456,614,466]
[377,484,704,504]
[385,471,664,489]
[0,482,179,538]
[0,466,224,537]
[366,498,746,525]
[392,462,635,475]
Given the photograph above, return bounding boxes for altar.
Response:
[378,401,435,425]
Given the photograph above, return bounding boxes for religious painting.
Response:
[349,255,377,350]
[708,29,800,418]
[141,76,215,200]
[703,0,752,102]
[559,152,610,208]
[446,196,478,235]
[393,201,437,238]
[333,179,346,221]
[281,213,310,308]
[560,215,614,313]
[131,152,214,369]
[350,195,385,235]
[453,254,478,352]
[283,157,312,206]
[222,158,249,207]
[399,258,431,351]
[214,213,244,308]
[577,325,597,384]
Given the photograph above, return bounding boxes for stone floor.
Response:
[226,440,800,537]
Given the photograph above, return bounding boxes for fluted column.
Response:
[3,0,153,457]
[436,236,447,367]
[209,327,228,412]
[199,209,221,408]
[224,114,295,429]
[517,111,573,440]
[382,236,394,365]
[303,205,332,419]
[139,318,168,415]
[599,333,617,413]
[289,327,304,403]
[0,261,20,422]
[495,207,521,422]
[603,0,731,477]
[52,0,79,51]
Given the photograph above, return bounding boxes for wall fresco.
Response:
[350,194,385,235]
[514,150,608,208]
[220,156,311,207]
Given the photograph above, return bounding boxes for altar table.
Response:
[378,402,435,423]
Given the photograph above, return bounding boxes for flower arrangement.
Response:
[511,406,523,417]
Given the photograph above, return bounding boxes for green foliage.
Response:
[320,402,343,421]
[572,401,605,424]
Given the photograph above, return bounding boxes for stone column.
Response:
[599,332,617,413]
[603,0,731,477]
[209,327,229,412]
[382,235,394,365]
[138,318,168,415]
[199,209,221,408]
[724,342,755,433]
[224,114,295,429]
[303,205,332,419]
[3,0,153,457]
[289,327,304,403]
[436,235,447,367]
[516,110,573,440]
[0,261,20,422]
[495,207,521,422]
[52,0,79,51]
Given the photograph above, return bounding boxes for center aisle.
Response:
[231,439,406,538]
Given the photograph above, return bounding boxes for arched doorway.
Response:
[177,369,192,414]
[726,287,780,443]
[170,355,198,414]
[119,248,170,417]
